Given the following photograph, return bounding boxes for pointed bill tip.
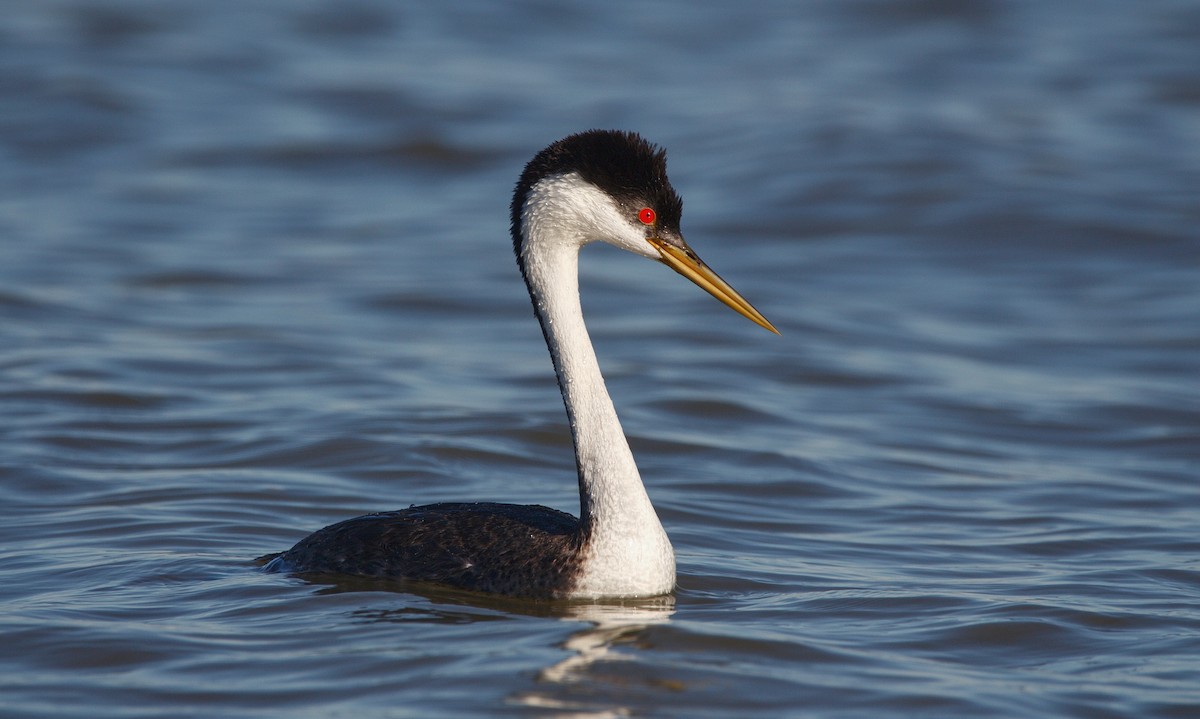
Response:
[647,238,780,335]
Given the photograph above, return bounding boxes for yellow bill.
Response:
[647,237,780,335]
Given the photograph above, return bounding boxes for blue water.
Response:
[2,1,1198,717]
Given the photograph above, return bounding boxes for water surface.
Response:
[2,1,1198,717]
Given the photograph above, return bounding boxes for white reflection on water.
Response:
[516,597,677,718]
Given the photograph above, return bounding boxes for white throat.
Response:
[518,172,675,598]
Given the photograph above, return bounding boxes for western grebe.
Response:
[263,130,777,599]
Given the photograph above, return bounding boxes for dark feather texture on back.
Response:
[270,503,586,599]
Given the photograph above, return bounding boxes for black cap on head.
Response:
[510,130,684,254]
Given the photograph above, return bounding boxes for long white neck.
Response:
[517,177,675,598]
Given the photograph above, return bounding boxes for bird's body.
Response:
[267,503,583,597]
[263,130,776,599]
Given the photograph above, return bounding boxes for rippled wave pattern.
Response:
[2,1,1197,717]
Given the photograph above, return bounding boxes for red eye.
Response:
[638,207,656,225]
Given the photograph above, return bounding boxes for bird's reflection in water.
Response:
[513,596,676,718]
[299,575,676,718]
